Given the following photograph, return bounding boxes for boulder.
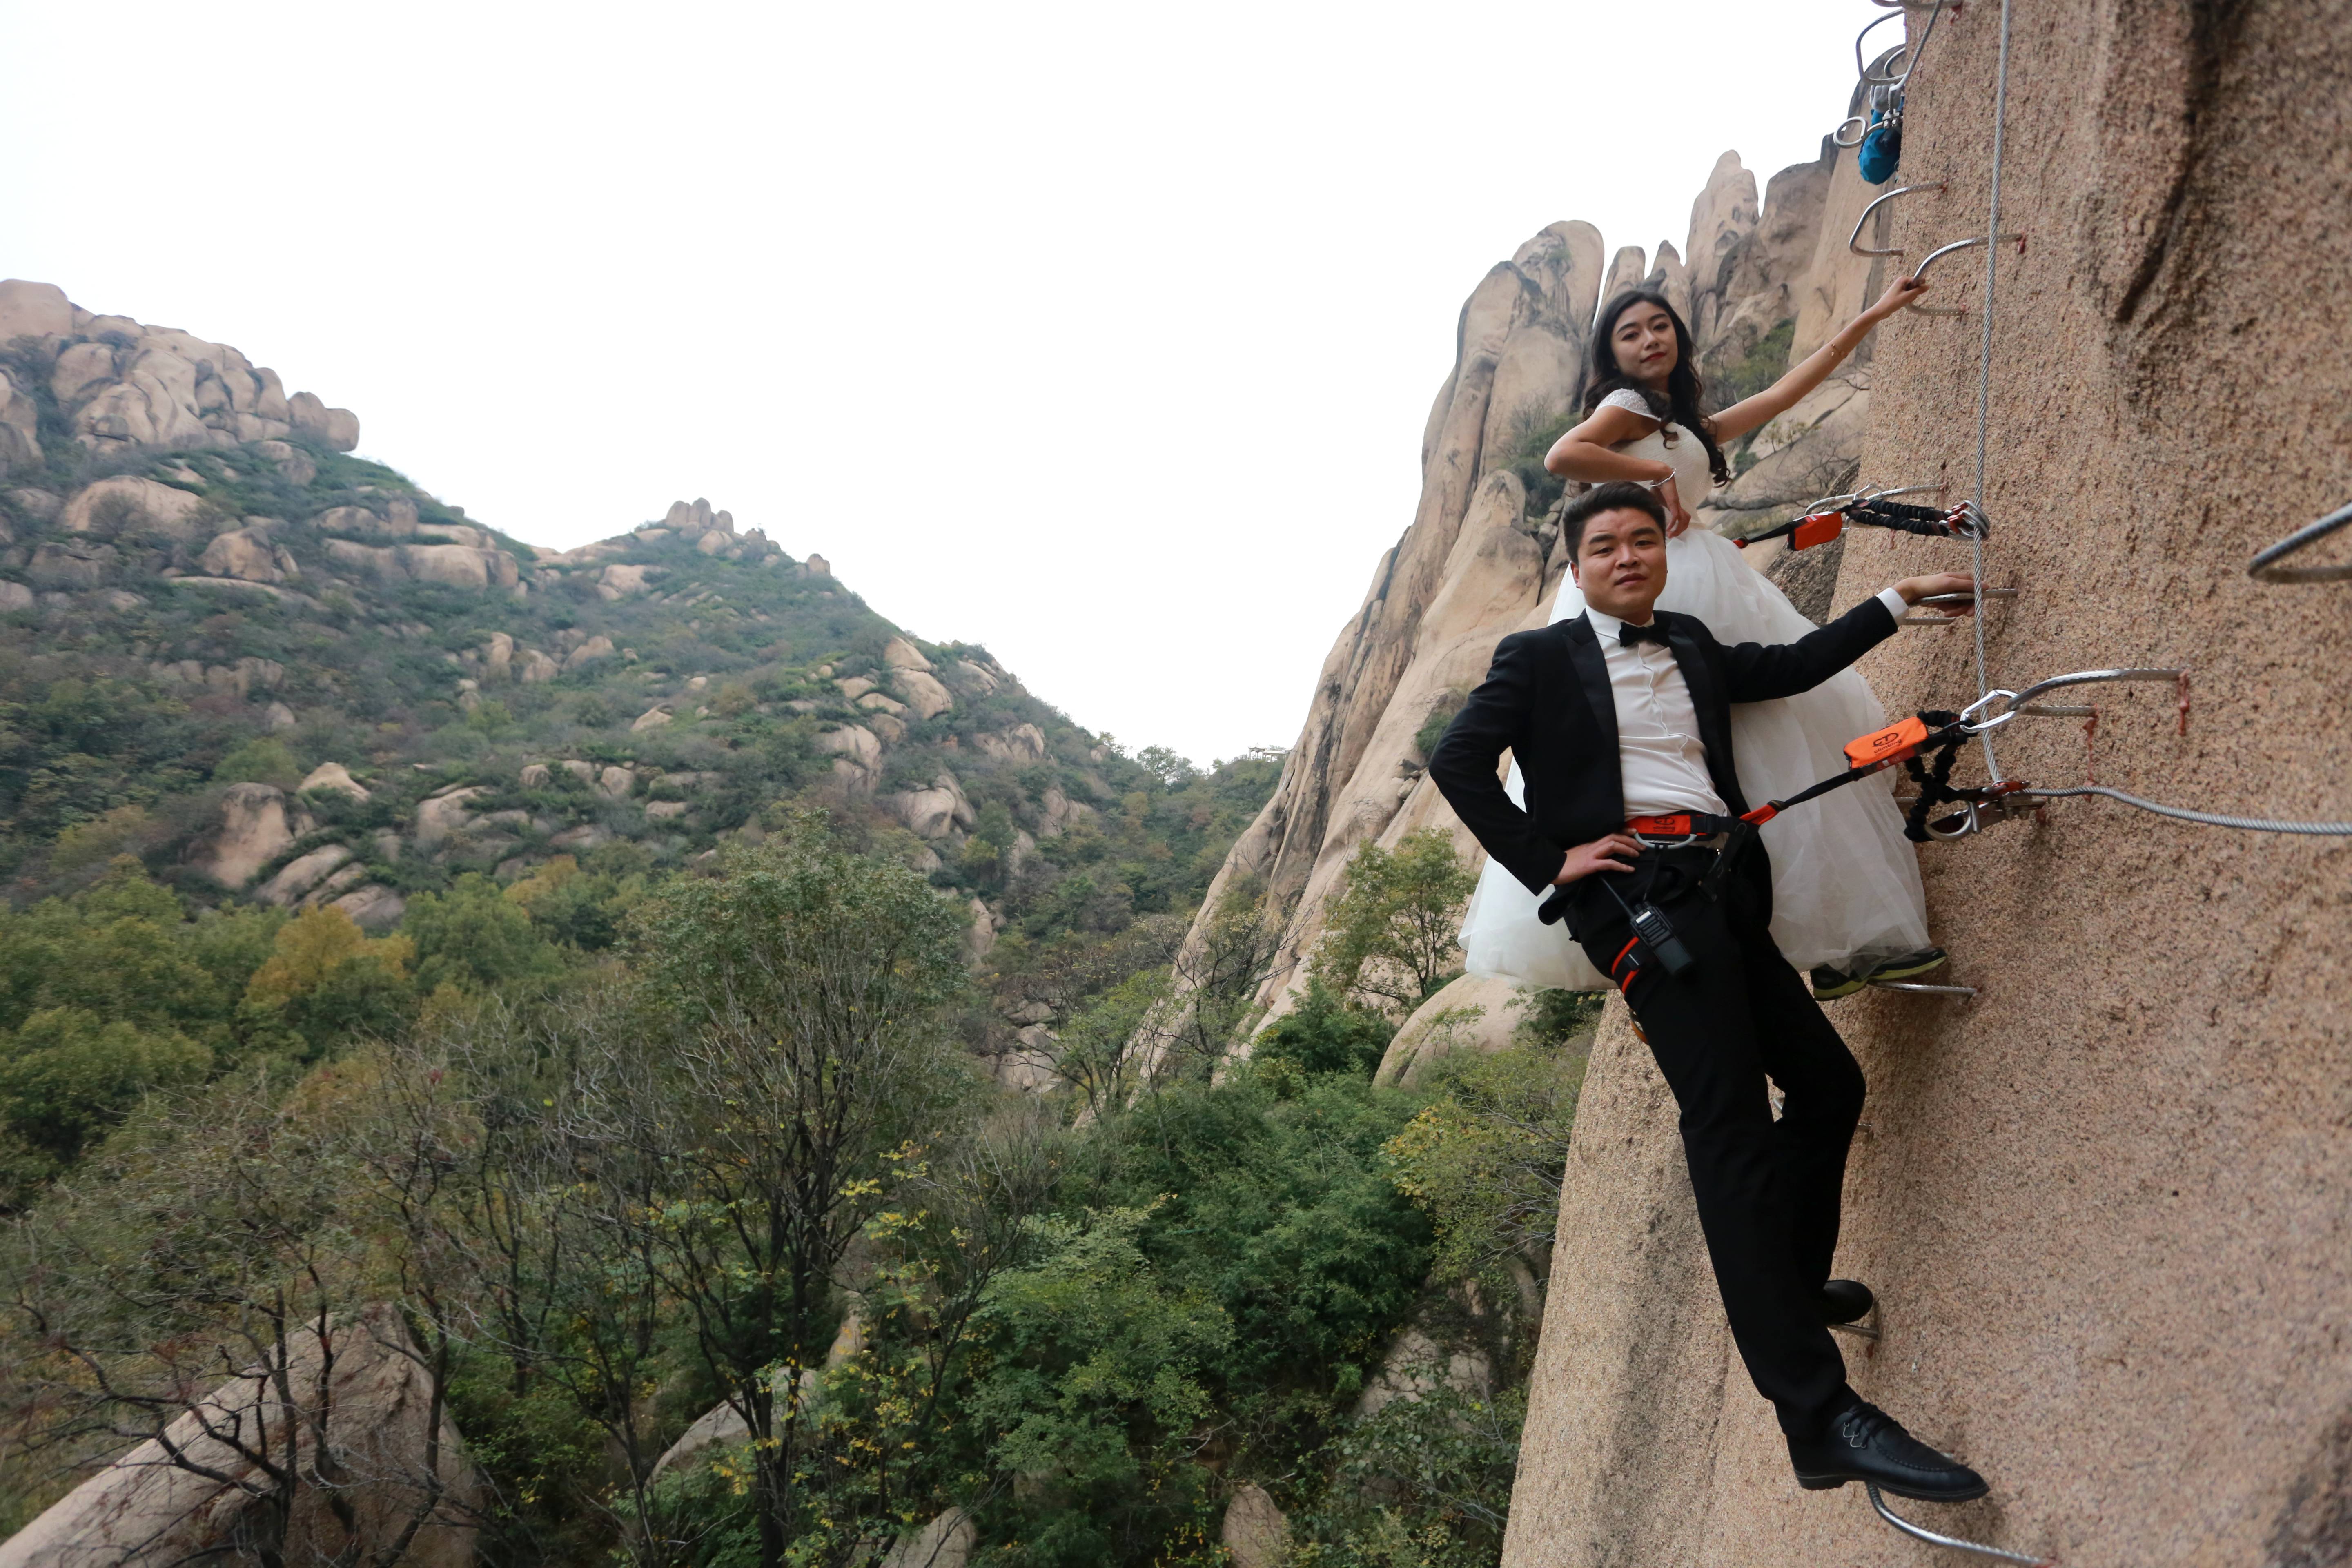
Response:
[5,487,60,523]
[316,502,415,541]
[1220,1484,1290,1568]
[286,390,360,452]
[330,884,405,931]
[0,278,72,339]
[519,764,550,788]
[880,1509,975,1568]
[858,691,909,717]
[600,562,658,596]
[482,631,514,680]
[837,676,877,700]
[801,552,832,577]
[895,669,953,721]
[325,539,403,581]
[598,765,635,799]
[28,541,111,590]
[413,786,488,849]
[630,706,673,733]
[695,530,728,555]
[645,800,688,820]
[0,1304,479,1568]
[815,724,882,773]
[198,525,281,583]
[883,773,976,840]
[967,897,997,966]
[298,762,371,801]
[0,368,38,473]
[974,723,1047,762]
[1036,786,1097,839]
[254,439,316,486]
[0,580,32,612]
[882,636,932,672]
[262,701,297,731]
[258,844,355,907]
[400,543,517,590]
[1374,973,1538,1089]
[515,648,561,683]
[61,475,208,540]
[563,635,616,672]
[197,783,305,889]
[548,824,610,852]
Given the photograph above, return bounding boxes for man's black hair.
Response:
[1561,481,1668,562]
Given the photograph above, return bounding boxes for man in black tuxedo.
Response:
[1429,480,1986,1500]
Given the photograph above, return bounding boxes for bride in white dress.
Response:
[1459,277,1943,996]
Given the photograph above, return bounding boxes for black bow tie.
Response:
[1618,620,1670,649]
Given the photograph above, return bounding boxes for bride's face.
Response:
[1610,303,1679,384]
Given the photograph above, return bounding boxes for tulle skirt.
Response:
[1458,529,1932,991]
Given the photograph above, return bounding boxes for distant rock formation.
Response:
[1174,132,1880,1060]
[0,279,357,459]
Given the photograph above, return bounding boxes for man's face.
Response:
[1570,508,1669,622]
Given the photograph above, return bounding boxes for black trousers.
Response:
[1566,845,1864,1439]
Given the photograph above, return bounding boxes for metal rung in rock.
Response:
[1868,979,1978,997]
[1867,1484,2054,1565]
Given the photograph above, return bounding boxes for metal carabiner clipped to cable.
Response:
[1958,688,2022,736]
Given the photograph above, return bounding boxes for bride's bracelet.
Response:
[1642,474,1676,491]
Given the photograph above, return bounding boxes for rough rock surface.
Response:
[1501,6,2352,1566]
[1372,971,1529,1088]
[0,1305,480,1568]
[1220,1484,1290,1568]
[195,783,308,889]
[0,284,357,453]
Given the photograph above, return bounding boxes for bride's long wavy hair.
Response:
[1581,289,1731,487]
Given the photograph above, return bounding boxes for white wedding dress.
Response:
[1457,391,1933,991]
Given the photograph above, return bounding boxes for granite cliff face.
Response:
[1187,4,2352,1559]
[1499,3,2352,1565]
[1183,131,1886,1047]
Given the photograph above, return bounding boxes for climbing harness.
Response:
[1870,1487,2054,1566]
[2248,499,2352,583]
[1733,494,1988,553]
[1850,182,1947,259]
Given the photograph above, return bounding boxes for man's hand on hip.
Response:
[1554,833,1641,886]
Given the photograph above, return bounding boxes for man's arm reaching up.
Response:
[1715,572,1977,703]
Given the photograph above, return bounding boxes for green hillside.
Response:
[0,316,1576,1568]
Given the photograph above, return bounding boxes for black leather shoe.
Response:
[1820,1279,1875,1325]
[1788,1399,1989,1501]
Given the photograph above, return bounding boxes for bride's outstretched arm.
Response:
[1709,275,1931,442]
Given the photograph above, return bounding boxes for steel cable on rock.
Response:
[2013,787,2352,836]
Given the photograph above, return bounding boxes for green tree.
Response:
[1310,830,1477,1016]
[619,817,972,1568]
[1253,978,1395,1082]
[403,873,566,992]
[1384,1042,1586,1293]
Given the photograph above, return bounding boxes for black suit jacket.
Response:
[1428,598,1901,895]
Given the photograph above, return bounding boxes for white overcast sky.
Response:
[2,0,1866,767]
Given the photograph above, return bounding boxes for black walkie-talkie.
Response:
[1606,880,1697,978]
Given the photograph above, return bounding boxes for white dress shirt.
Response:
[1585,589,1909,819]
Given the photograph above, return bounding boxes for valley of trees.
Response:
[0,397,1593,1565]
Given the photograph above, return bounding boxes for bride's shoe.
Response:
[1810,947,1948,1000]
